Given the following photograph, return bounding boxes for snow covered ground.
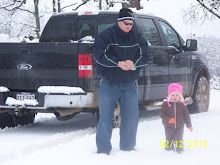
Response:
[0,88,219,165]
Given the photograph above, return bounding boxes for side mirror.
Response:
[184,39,197,51]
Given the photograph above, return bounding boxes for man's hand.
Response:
[125,60,136,70]
[118,60,136,70]
[118,61,130,70]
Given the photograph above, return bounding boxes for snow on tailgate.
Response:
[37,86,85,95]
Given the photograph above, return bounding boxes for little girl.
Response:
[160,83,193,153]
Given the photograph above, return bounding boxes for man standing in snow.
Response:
[94,8,149,154]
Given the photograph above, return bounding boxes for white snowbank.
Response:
[38,86,85,94]
[0,86,9,92]
[5,97,38,106]
[0,34,9,42]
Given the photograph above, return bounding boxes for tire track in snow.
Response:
[0,127,96,163]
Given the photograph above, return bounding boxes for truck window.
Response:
[158,21,180,49]
[98,17,117,33]
[137,18,162,46]
[77,20,96,40]
[40,17,76,42]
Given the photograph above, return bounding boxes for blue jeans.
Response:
[96,78,139,153]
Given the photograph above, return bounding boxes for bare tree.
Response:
[33,0,40,39]
[122,0,142,10]
[98,0,142,10]
[99,0,102,10]
[56,0,90,12]
[0,0,41,39]
[0,11,13,36]
[53,0,57,13]
[58,0,61,13]
[105,0,114,9]
[183,0,220,24]
[136,0,141,10]
[103,0,122,10]
[197,0,220,18]
[72,0,90,11]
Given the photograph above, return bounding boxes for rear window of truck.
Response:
[40,17,76,42]
[40,16,118,42]
[41,15,139,42]
[76,17,117,40]
[98,17,117,33]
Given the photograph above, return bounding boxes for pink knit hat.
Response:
[166,83,186,107]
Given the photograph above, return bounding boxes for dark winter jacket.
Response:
[160,101,192,129]
[93,23,148,83]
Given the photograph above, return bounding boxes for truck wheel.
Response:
[113,113,121,128]
[13,113,35,126]
[96,105,121,128]
[0,113,8,129]
[0,112,17,129]
[96,110,100,124]
[113,103,121,128]
[189,76,210,113]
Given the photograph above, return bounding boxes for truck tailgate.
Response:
[0,42,79,91]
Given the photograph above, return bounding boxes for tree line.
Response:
[0,0,219,39]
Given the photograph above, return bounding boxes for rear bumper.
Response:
[44,93,94,108]
[0,91,95,110]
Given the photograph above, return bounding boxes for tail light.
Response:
[78,54,93,78]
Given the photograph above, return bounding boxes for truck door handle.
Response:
[20,50,30,53]
[170,55,175,62]
[19,49,31,55]
[148,55,153,64]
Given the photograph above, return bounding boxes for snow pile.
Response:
[0,86,9,92]
[80,36,94,43]
[5,97,38,106]
[38,86,85,95]
[0,34,9,42]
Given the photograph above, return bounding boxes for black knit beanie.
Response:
[117,8,134,21]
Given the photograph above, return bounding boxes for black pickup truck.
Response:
[0,11,210,129]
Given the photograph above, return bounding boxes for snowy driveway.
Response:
[0,89,219,165]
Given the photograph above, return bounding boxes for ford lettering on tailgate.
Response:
[17,64,32,70]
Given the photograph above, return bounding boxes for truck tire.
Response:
[113,102,121,128]
[96,110,100,124]
[96,106,121,128]
[0,112,17,129]
[13,113,35,126]
[0,113,8,129]
[189,76,210,113]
